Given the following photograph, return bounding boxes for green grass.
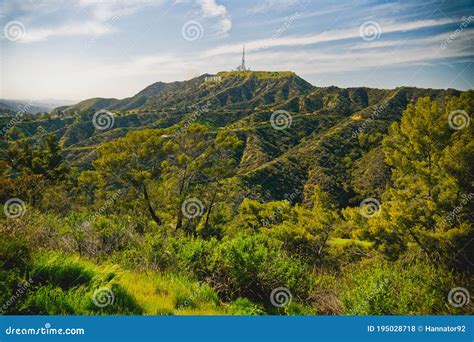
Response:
[118,271,224,315]
[217,71,296,79]
[18,252,228,315]
[328,237,373,248]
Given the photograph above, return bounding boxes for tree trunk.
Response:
[317,227,331,258]
[406,225,434,264]
[203,189,218,232]
[176,167,188,230]
[143,184,161,225]
[176,209,183,230]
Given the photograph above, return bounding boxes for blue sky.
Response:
[1,0,473,101]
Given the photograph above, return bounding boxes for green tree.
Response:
[370,93,473,265]
[79,129,170,225]
[161,124,242,232]
[5,134,68,181]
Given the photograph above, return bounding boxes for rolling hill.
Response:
[1,71,462,207]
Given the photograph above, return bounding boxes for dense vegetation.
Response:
[1,72,472,315]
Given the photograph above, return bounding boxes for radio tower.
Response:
[236,45,248,71]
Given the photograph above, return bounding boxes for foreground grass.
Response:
[24,252,227,315]
[118,271,224,315]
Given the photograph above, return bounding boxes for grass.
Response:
[118,271,225,315]
[328,237,373,248]
[217,71,296,79]
[10,250,312,315]
[23,252,228,315]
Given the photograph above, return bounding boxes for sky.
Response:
[1,0,473,101]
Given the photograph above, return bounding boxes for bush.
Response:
[213,233,311,304]
[341,258,462,314]
[0,239,32,314]
[172,236,218,279]
[228,298,264,315]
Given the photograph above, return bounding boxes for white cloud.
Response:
[8,0,164,43]
[248,0,302,14]
[203,17,459,57]
[196,0,231,34]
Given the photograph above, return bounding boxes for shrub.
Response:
[228,298,264,315]
[341,258,462,314]
[172,236,218,279]
[214,233,311,304]
[0,239,32,314]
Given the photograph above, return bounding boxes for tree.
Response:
[161,124,242,232]
[263,187,340,262]
[5,134,68,181]
[79,129,170,225]
[370,92,473,266]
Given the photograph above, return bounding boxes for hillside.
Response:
[1,72,463,207]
